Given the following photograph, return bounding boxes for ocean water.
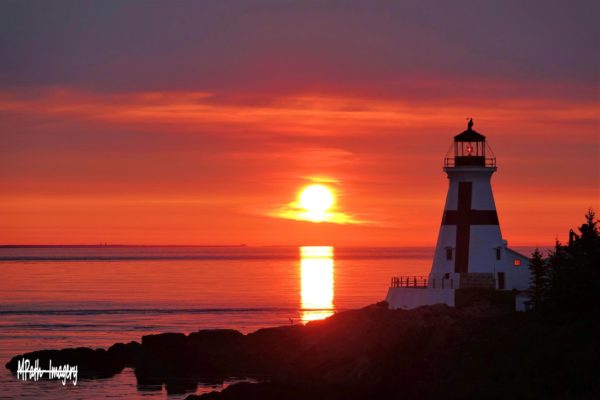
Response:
[0,246,432,400]
[0,246,432,399]
[0,246,544,400]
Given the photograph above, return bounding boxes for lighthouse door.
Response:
[497,272,505,290]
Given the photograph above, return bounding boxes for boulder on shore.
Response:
[6,341,141,379]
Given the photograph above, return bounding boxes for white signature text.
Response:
[16,358,78,386]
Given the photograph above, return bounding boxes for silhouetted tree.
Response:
[565,208,600,311]
[545,240,567,309]
[528,248,547,310]
[581,208,599,239]
[542,208,600,313]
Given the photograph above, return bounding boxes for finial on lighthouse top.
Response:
[454,118,486,142]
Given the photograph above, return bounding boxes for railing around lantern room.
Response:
[444,157,496,168]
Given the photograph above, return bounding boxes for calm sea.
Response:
[0,246,433,399]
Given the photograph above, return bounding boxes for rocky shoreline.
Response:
[6,298,598,399]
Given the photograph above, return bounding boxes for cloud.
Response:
[2,87,598,138]
[269,203,363,225]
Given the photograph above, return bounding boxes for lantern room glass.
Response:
[455,141,486,158]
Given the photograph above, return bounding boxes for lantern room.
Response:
[444,119,496,168]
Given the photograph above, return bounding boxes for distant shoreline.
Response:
[0,244,249,248]
[0,244,541,250]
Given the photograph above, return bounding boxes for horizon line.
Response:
[0,244,545,249]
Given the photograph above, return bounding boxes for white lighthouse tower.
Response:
[386,120,530,310]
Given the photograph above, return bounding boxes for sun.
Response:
[299,184,335,222]
[300,184,335,213]
[271,181,359,224]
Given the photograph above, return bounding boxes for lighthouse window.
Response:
[446,248,453,260]
[496,248,501,260]
[514,259,521,267]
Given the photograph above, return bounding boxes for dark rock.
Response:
[135,329,251,393]
[6,341,141,379]
[6,346,128,379]
[107,341,142,367]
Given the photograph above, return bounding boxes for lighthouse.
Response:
[386,120,530,310]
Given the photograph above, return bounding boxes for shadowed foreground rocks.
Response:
[6,301,600,399]
[5,342,141,379]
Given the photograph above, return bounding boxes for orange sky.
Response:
[0,2,598,246]
[1,87,597,246]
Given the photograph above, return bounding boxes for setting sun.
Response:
[271,180,360,225]
[300,185,334,213]
[299,184,335,222]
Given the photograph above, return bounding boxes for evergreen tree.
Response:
[543,208,600,312]
[546,240,567,310]
[528,248,547,310]
[580,208,599,240]
[564,208,600,310]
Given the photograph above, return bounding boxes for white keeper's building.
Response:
[386,120,530,310]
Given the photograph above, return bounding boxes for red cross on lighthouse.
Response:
[442,182,499,273]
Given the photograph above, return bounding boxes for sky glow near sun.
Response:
[1,87,597,244]
[271,181,361,225]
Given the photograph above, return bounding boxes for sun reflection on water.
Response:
[300,246,334,322]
